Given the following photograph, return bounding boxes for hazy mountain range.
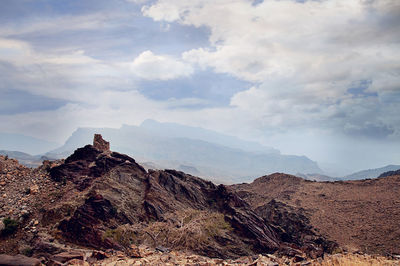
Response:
[0,150,52,168]
[342,165,400,180]
[0,133,60,155]
[46,120,321,183]
[1,120,399,183]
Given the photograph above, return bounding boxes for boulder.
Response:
[51,251,84,263]
[0,254,41,266]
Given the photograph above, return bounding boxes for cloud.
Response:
[143,0,400,140]
[126,0,151,4]
[0,13,124,37]
[131,50,193,80]
[0,0,399,172]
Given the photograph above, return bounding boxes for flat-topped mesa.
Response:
[93,134,110,152]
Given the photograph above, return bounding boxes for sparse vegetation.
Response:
[314,253,400,266]
[102,226,136,248]
[1,217,18,236]
[137,209,232,252]
[21,247,33,257]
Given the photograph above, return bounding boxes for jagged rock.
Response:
[45,144,335,258]
[93,134,110,152]
[51,251,84,263]
[90,250,110,260]
[0,254,41,266]
[58,193,127,250]
[49,145,145,191]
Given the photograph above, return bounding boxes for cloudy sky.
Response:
[1,0,399,173]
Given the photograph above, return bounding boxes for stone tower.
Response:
[93,134,110,152]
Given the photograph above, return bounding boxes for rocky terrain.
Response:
[232,173,400,256]
[0,135,399,265]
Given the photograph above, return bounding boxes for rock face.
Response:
[231,173,400,255]
[0,254,41,266]
[93,134,110,152]
[46,144,334,259]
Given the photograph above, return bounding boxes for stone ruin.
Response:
[93,134,110,152]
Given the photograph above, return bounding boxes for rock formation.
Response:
[44,144,335,259]
[1,142,400,264]
[231,172,400,255]
[93,134,110,152]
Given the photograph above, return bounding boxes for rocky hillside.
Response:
[0,135,335,265]
[378,169,400,178]
[231,173,400,255]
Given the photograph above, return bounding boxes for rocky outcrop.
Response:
[231,172,400,256]
[49,144,146,190]
[58,192,129,250]
[93,134,110,152]
[46,142,333,258]
[0,254,41,266]
[255,199,337,258]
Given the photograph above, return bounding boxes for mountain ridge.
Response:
[0,135,335,264]
[47,122,322,183]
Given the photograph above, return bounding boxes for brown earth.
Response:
[0,137,333,264]
[231,173,400,255]
[1,135,399,265]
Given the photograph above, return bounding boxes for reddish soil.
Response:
[231,173,400,255]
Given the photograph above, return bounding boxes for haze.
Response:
[1,0,399,176]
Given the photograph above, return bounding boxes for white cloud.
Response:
[126,0,151,4]
[0,0,399,172]
[0,13,124,37]
[143,0,400,139]
[131,50,193,80]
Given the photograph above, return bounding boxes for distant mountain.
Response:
[0,132,60,155]
[342,164,400,180]
[378,169,400,178]
[0,150,53,168]
[140,119,279,154]
[49,121,322,183]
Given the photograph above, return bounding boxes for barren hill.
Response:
[231,173,400,255]
[0,135,333,265]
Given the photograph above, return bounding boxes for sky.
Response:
[0,0,399,174]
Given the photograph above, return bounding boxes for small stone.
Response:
[65,259,89,266]
[128,244,141,258]
[91,250,110,260]
[30,185,39,194]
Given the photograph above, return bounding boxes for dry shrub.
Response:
[137,209,232,251]
[102,225,137,248]
[314,253,399,266]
